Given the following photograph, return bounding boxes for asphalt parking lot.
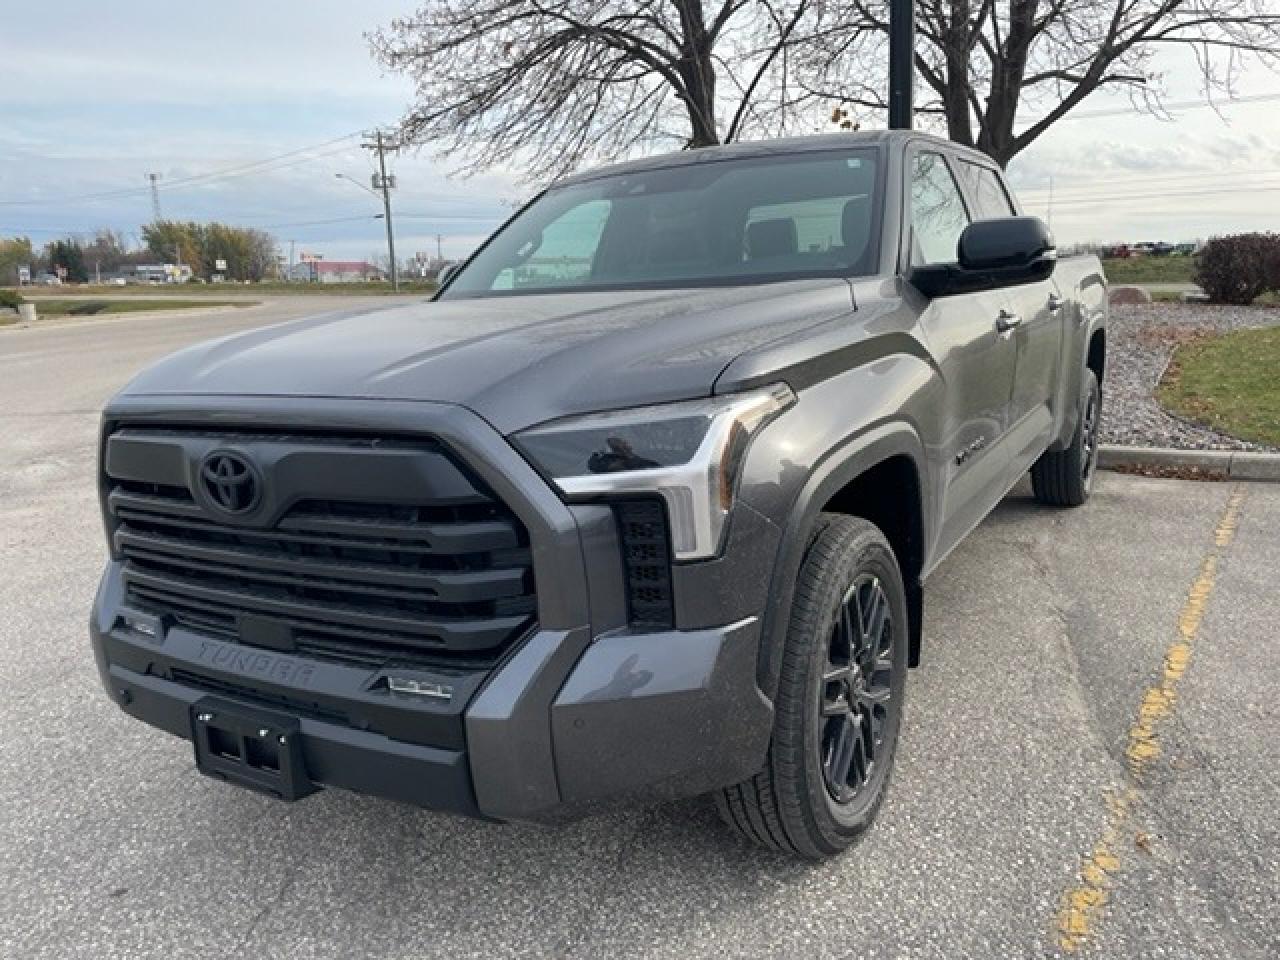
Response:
[1,299,1277,959]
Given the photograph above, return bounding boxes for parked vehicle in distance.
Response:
[91,131,1106,859]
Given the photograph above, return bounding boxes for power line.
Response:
[396,213,507,222]
[254,214,386,230]
[2,213,385,235]
[0,131,364,208]
[1049,182,1280,209]
[1016,167,1280,195]
[1018,90,1280,126]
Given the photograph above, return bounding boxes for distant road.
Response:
[0,294,420,414]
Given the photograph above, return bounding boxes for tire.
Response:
[1031,369,1101,507]
[715,514,908,860]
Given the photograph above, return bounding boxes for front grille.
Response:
[615,499,674,629]
[105,427,536,670]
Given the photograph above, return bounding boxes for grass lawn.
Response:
[1102,257,1197,285]
[21,298,254,317]
[1158,325,1280,447]
[1150,291,1279,304]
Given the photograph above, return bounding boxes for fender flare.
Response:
[755,420,930,700]
[1051,298,1108,452]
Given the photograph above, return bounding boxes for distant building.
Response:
[125,263,193,284]
[288,260,387,283]
[411,254,457,281]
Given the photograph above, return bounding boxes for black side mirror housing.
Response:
[909,216,1056,298]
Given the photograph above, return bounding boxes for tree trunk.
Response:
[674,0,720,146]
[942,0,975,147]
[976,0,1036,167]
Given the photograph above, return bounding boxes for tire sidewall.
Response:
[795,524,909,845]
[1076,370,1101,498]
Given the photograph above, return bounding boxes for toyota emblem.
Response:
[199,451,261,515]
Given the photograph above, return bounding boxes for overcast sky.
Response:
[1,0,1277,261]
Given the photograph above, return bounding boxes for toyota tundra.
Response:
[91,130,1106,859]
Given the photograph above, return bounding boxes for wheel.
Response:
[715,514,908,859]
[1031,369,1100,507]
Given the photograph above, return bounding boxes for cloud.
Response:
[1,1,1277,253]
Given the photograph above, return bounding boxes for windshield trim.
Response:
[435,144,887,301]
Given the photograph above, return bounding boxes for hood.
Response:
[119,280,855,434]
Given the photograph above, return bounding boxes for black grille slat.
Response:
[106,428,536,669]
[277,513,520,549]
[109,489,205,519]
[114,528,529,601]
[110,492,520,555]
[122,552,530,652]
[126,582,520,662]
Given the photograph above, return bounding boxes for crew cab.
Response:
[91,131,1106,859]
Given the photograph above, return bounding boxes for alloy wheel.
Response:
[1081,388,1099,485]
[819,574,895,804]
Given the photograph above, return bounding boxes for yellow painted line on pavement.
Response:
[1055,486,1246,953]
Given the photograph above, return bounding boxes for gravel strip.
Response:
[1100,302,1280,452]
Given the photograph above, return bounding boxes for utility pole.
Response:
[362,130,400,290]
[436,234,443,261]
[147,172,163,222]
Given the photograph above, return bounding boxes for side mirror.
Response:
[909,216,1056,298]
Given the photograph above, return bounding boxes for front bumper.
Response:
[90,395,776,822]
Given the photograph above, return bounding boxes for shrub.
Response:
[1193,233,1280,305]
[67,300,110,315]
[0,289,23,310]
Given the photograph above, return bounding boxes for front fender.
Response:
[749,420,928,700]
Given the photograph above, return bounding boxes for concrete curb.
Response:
[1099,444,1280,481]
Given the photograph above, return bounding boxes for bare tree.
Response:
[809,0,1280,167]
[369,0,831,181]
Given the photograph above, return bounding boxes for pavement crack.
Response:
[231,857,304,954]
[1053,485,1247,954]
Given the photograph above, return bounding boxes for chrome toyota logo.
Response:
[199,451,261,515]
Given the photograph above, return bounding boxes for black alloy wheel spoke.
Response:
[820,573,895,805]
[1082,392,1099,480]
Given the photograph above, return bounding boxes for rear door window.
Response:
[958,161,1016,220]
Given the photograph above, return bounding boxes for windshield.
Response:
[442,147,882,298]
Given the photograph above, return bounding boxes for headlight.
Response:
[512,384,795,560]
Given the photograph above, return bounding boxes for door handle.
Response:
[995,309,1022,334]
[1047,293,1064,312]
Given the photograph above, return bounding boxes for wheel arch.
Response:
[757,422,929,700]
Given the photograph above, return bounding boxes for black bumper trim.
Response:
[109,666,483,818]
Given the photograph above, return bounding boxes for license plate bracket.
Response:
[189,697,318,802]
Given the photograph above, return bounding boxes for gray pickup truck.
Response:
[91,130,1106,859]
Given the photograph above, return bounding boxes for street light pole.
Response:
[888,0,915,130]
